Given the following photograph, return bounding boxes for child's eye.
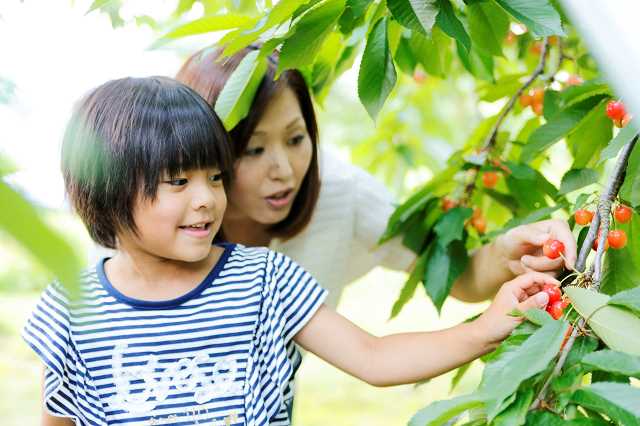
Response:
[244,147,264,156]
[289,135,305,145]
[166,178,188,186]
[209,173,223,182]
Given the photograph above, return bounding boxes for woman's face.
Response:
[225,87,313,227]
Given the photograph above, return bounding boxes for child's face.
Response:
[225,87,313,226]
[121,168,226,262]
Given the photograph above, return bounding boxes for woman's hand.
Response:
[495,219,577,277]
[473,272,559,347]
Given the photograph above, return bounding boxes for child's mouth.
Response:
[179,222,212,237]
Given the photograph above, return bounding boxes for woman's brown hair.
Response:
[176,45,320,241]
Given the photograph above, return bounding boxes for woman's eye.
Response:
[166,178,188,186]
[245,147,264,156]
[289,134,305,145]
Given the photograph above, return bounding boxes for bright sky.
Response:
[0,1,195,209]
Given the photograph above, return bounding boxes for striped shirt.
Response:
[22,244,327,426]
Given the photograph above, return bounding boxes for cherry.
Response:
[543,239,565,259]
[546,300,564,320]
[482,171,499,188]
[606,100,626,121]
[532,102,544,116]
[608,229,627,249]
[614,205,632,224]
[574,209,594,226]
[413,69,426,84]
[442,197,458,211]
[593,230,609,251]
[471,216,487,234]
[531,88,545,104]
[473,207,483,219]
[542,283,562,304]
[530,42,542,55]
[566,75,583,86]
[560,298,571,309]
[519,93,532,107]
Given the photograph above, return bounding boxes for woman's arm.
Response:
[294,272,555,386]
[41,368,75,426]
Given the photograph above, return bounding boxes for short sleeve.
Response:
[244,250,327,425]
[352,166,416,272]
[22,282,104,425]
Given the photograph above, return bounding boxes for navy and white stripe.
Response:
[23,244,327,425]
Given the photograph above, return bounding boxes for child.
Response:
[23,77,556,426]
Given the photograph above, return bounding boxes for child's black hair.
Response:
[61,76,233,249]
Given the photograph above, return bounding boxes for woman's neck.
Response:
[221,215,273,247]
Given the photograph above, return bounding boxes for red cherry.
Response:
[614,205,633,224]
[560,299,571,309]
[608,229,628,249]
[606,100,626,121]
[413,69,427,84]
[442,197,458,211]
[546,300,564,320]
[574,209,594,226]
[543,239,565,259]
[542,283,562,304]
[560,325,573,351]
[519,93,532,107]
[532,101,544,116]
[531,88,545,104]
[530,42,542,55]
[482,171,500,189]
[593,230,609,251]
[471,216,487,234]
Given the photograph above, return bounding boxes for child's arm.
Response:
[41,368,75,426]
[294,272,555,387]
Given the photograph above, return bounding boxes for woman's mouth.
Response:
[265,189,294,209]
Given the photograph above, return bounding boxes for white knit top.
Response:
[88,147,415,309]
[269,147,415,308]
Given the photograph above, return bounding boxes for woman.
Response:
[173,44,577,309]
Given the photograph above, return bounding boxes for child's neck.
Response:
[104,246,224,302]
[221,216,273,247]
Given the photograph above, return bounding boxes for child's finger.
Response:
[516,291,550,312]
[505,271,561,292]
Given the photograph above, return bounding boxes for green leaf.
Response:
[408,393,484,426]
[457,42,494,82]
[601,214,640,295]
[158,14,254,40]
[387,0,439,35]
[477,73,527,102]
[484,189,519,214]
[599,124,639,164]
[608,287,640,317]
[214,50,268,131]
[87,0,117,13]
[410,27,452,78]
[435,0,470,52]
[560,80,611,109]
[619,137,640,207]
[338,0,373,33]
[424,238,469,313]
[567,100,613,168]
[0,182,82,293]
[521,308,554,326]
[451,361,474,393]
[558,168,599,195]
[570,382,640,426]
[479,319,569,420]
[492,388,534,426]
[493,0,565,37]
[520,102,595,163]
[582,350,640,379]
[434,207,473,247]
[278,0,345,75]
[564,335,599,369]
[542,89,562,120]
[390,250,427,319]
[358,17,397,120]
[564,286,640,356]
[467,1,509,57]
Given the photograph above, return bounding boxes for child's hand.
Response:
[474,272,559,348]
